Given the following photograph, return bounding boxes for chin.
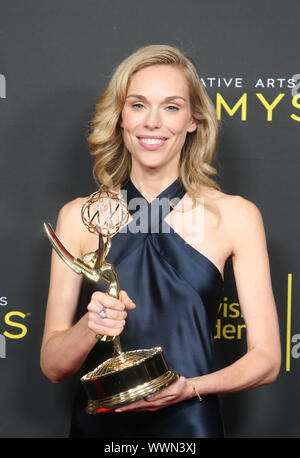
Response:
[139,160,166,171]
[132,155,164,170]
[136,153,178,170]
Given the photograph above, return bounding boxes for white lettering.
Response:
[0,296,8,306]
[104,442,139,455]
[148,442,196,454]
[201,77,244,88]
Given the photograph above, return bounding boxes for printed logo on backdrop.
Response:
[214,296,245,341]
[216,274,299,372]
[0,296,29,358]
[0,74,6,98]
[201,74,300,121]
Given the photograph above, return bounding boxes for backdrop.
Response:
[1,0,299,438]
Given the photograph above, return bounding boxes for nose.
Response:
[143,107,161,130]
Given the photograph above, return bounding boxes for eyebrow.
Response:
[126,94,187,102]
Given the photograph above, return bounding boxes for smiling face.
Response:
[119,65,197,176]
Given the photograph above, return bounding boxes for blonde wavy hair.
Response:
[87,44,221,200]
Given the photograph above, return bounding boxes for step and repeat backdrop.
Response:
[1,0,299,438]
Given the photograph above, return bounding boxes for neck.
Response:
[130,166,179,203]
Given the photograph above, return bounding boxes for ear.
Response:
[118,115,123,128]
[187,117,197,133]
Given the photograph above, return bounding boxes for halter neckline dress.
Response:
[69,177,225,438]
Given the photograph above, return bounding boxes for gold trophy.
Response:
[44,188,179,414]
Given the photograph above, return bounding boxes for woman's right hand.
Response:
[87,290,136,337]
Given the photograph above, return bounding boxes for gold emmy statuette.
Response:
[44,188,179,413]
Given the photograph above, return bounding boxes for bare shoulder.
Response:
[220,193,263,229]
[56,197,88,234]
[55,196,91,256]
[201,185,262,223]
[200,186,265,254]
[58,196,87,221]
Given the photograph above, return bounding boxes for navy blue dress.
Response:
[69,178,225,438]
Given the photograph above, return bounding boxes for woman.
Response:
[40,45,281,438]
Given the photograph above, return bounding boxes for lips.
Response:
[137,135,168,150]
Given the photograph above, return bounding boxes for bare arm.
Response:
[190,197,281,395]
[40,199,135,383]
[115,197,281,412]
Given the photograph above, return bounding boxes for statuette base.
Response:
[80,347,179,413]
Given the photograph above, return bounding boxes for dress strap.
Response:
[121,177,186,233]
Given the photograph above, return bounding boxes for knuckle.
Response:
[114,310,127,320]
[107,327,121,336]
[111,319,125,329]
[91,291,103,301]
[87,302,97,312]
[87,302,92,311]
[87,319,97,333]
[102,296,112,308]
[87,311,95,322]
[115,302,125,312]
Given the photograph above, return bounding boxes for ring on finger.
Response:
[98,307,108,319]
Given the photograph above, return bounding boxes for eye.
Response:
[165,105,179,111]
[132,103,145,110]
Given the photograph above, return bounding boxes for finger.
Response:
[87,304,127,321]
[88,315,125,336]
[145,377,185,402]
[115,398,150,412]
[90,292,125,311]
[119,290,136,310]
[145,385,175,401]
[145,390,174,402]
[115,395,173,413]
[88,311,126,328]
[90,323,124,337]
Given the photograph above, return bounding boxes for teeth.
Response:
[140,138,164,144]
